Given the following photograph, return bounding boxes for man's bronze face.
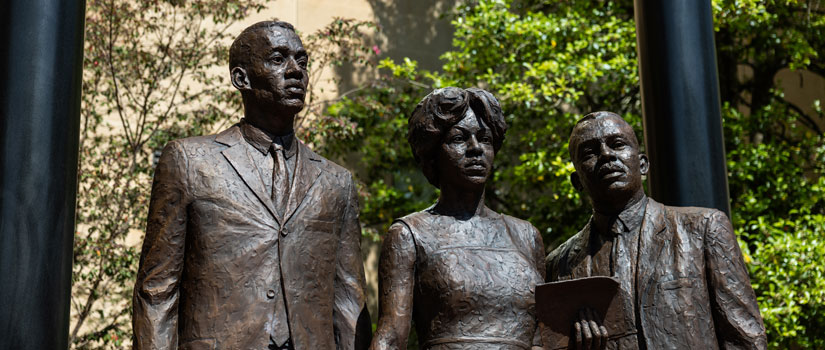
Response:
[241,26,309,114]
[570,115,648,210]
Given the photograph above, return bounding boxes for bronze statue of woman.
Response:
[370,87,545,350]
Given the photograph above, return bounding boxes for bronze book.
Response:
[536,276,635,350]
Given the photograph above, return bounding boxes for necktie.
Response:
[271,142,289,219]
[270,142,291,345]
[611,219,630,282]
[611,218,637,333]
[269,281,290,346]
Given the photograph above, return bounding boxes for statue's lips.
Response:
[598,166,625,180]
[464,161,488,174]
[285,86,305,95]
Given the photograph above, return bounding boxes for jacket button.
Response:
[266,289,276,299]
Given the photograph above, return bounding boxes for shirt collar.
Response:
[592,195,648,237]
[239,119,296,159]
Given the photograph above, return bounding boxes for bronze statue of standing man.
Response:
[133,21,371,350]
[546,111,766,349]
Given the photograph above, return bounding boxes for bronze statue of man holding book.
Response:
[543,111,767,349]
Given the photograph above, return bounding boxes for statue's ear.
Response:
[231,66,250,91]
[639,153,649,176]
[570,171,583,192]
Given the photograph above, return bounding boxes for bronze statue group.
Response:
[133,21,767,350]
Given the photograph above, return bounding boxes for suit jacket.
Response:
[133,124,371,350]
[546,198,766,350]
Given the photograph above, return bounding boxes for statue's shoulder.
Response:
[663,203,723,220]
[296,142,355,190]
[655,199,728,234]
[546,224,589,266]
[395,208,435,226]
[163,132,225,160]
[391,208,439,237]
[499,213,536,234]
[304,145,346,175]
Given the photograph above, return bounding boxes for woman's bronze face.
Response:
[435,108,495,189]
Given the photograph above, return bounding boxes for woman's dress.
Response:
[394,208,545,350]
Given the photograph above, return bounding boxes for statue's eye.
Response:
[271,54,284,64]
[450,135,465,143]
[296,57,308,68]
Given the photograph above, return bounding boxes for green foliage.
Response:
[316,59,435,238]
[724,95,825,348]
[738,200,825,349]
[322,0,644,245]
[713,1,825,347]
[319,0,825,348]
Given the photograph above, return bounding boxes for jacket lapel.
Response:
[217,126,281,224]
[282,140,323,225]
[637,198,668,302]
[569,219,595,278]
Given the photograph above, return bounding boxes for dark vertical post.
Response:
[0,0,86,348]
[633,0,731,215]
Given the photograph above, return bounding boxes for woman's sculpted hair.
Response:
[407,87,507,188]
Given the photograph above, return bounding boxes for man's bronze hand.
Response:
[573,308,608,350]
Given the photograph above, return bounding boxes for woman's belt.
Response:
[424,336,531,349]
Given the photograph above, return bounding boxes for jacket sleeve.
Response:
[545,243,563,282]
[333,175,371,350]
[530,224,546,349]
[133,141,190,350]
[704,210,767,350]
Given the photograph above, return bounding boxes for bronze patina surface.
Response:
[371,88,546,350]
[132,21,370,350]
[545,111,767,349]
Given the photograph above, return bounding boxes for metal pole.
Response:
[0,0,86,348]
[633,0,731,216]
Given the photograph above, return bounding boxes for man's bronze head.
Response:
[568,111,648,214]
[229,21,309,120]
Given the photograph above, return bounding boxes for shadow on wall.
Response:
[336,0,459,91]
[343,0,459,322]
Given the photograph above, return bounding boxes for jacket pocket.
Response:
[660,277,694,290]
[302,218,335,233]
[179,338,216,350]
[658,277,698,316]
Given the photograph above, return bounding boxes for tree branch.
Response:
[780,98,824,134]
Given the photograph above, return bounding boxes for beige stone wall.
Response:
[225,0,457,99]
[775,69,825,132]
[735,65,825,133]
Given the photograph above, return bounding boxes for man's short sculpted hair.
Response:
[568,111,640,160]
[229,20,297,71]
[408,87,508,188]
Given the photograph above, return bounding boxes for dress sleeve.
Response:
[369,221,417,350]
